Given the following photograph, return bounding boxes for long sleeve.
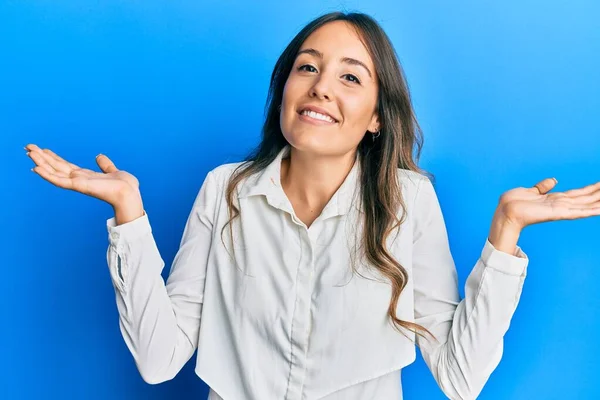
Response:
[105,171,218,384]
[412,177,528,400]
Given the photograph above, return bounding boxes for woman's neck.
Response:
[280,148,357,217]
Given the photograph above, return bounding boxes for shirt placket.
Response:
[284,214,319,400]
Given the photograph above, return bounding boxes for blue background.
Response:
[3,1,599,399]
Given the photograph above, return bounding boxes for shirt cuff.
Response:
[481,237,528,276]
[106,210,151,248]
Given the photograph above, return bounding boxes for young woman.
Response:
[26,11,600,400]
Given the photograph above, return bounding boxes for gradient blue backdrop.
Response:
[3,1,599,399]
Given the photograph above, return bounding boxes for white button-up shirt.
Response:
[105,144,529,400]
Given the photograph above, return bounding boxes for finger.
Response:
[545,203,595,221]
[549,198,600,210]
[564,206,600,220]
[40,148,74,174]
[95,154,118,174]
[42,148,81,170]
[532,177,558,195]
[566,188,600,206]
[25,144,42,152]
[32,166,75,190]
[547,192,599,205]
[27,150,58,174]
[27,145,71,174]
[69,168,96,178]
[563,181,600,197]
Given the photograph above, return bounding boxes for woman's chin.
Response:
[284,136,331,154]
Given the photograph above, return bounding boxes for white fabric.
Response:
[105,144,528,400]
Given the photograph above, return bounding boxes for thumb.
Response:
[532,177,558,194]
[96,154,118,173]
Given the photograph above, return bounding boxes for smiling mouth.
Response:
[297,109,338,123]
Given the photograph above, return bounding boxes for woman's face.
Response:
[280,20,380,157]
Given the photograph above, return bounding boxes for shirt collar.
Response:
[237,144,363,216]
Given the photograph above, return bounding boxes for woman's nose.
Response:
[309,75,334,101]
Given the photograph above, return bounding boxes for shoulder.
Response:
[190,161,248,214]
[207,161,247,185]
[396,168,431,197]
[200,160,259,199]
[395,168,439,224]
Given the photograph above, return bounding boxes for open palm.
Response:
[25,144,140,207]
[499,177,600,230]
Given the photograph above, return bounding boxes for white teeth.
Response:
[301,110,335,123]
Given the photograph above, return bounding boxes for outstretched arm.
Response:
[106,171,218,384]
[412,177,528,400]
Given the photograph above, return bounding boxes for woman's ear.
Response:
[367,113,381,133]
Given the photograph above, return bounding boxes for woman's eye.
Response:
[297,64,361,85]
[298,64,317,73]
[344,74,361,84]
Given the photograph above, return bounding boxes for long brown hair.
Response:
[220,11,437,344]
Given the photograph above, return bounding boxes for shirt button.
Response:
[110,232,119,241]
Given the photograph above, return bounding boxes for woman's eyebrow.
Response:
[296,48,373,79]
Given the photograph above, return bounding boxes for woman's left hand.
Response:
[497,177,600,231]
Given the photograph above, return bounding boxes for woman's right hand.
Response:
[25,143,141,209]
